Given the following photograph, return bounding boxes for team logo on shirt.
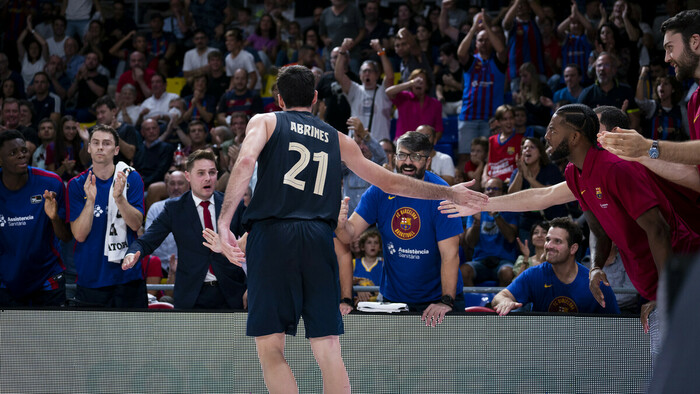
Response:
[30,195,42,204]
[595,187,603,199]
[391,207,421,240]
[507,147,515,155]
[0,215,5,227]
[94,205,104,217]
[548,296,578,313]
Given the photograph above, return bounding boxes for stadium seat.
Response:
[166,77,186,96]
[464,306,496,313]
[148,302,174,309]
[439,115,459,144]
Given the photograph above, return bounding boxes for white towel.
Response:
[357,302,409,313]
[104,161,134,263]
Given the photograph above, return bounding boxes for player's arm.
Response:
[335,39,353,94]
[218,113,272,229]
[421,234,460,327]
[71,173,97,243]
[636,207,671,274]
[599,127,700,165]
[440,181,575,218]
[339,133,488,209]
[585,210,613,308]
[335,237,354,315]
[491,288,523,316]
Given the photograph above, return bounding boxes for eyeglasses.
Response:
[485,187,501,192]
[396,152,428,162]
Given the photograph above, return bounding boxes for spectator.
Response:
[538,16,561,80]
[62,0,103,39]
[512,62,552,128]
[492,217,620,315]
[341,117,386,215]
[435,42,463,117]
[34,2,57,40]
[359,0,391,61]
[379,138,396,172]
[133,119,175,188]
[17,16,49,91]
[578,52,640,131]
[335,38,394,142]
[513,221,549,277]
[549,64,585,106]
[163,0,191,43]
[635,67,688,141]
[588,22,637,86]
[94,96,140,165]
[188,0,227,49]
[456,11,507,169]
[416,124,455,185]
[463,177,518,287]
[337,131,465,317]
[352,228,383,303]
[46,16,68,58]
[0,53,25,99]
[502,0,546,81]
[183,29,217,79]
[68,125,147,308]
[46,115,86,181]
[29,72,62,124]
[117,51,155,105]
[123,150,247,309]
[136,73,180,126]
[245,13,279,70]
[319,0,366,73]
[18,99,37,130]
[80,20,110,68]
[62,37,84,80]
[0,130,72,307]
[224,29,260,93]
[104,1,138,45]
[216,68,263,124]
[512,105,539,138]
[393,28,434,94]
[66,52,108,123]
[556,3,595,86]
[462,136,488,191]
[386,68,442,140]
[144,170,189,273]
[44,55,71,101]
[485,104,523,182]
[181,74,216,126]
[315,47,359,134]
[144,13,177,77]
[116,84,140,126]
[32,118,57,169]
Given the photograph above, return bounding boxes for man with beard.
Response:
[440,104,700,363]
[492,217,619,315]
[597,10,700,192]
[336,131,464,326]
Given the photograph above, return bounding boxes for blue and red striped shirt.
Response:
[459,54,507,122]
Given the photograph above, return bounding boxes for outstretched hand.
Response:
[597,127,649,161]
[438,200,480,218]
[588,268,610,308]
[449,180,488,211]
[206,227,246,266]
[121,251,141,270]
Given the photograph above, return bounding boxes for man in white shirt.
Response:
[137,73,180,125]
[182,29,217,78]
[46,16,68,58]
[223,28,260,92]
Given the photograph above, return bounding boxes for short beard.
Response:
[675,45,700,81]
[548,141,571,162]
[399,164,426,180]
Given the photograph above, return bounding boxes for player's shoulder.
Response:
[29,167,63,186]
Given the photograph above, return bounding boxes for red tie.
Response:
[200,200,215,275]
[200,200,214,230]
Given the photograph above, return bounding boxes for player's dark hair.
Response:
[89,124,120,145]
[186,149,217,172]
[396,131,432,156]
[554,104,600,146]
[0,129,25,148]
[593,106,629,130]
[661,10,700,47]
[95,95,117,110]
[548,217,583,248]
[277,65,316,108]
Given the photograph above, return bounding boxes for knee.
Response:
[498,265,514,282]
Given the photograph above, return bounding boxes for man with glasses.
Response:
[336,131,464,326]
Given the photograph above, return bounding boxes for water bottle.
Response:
[174,144,185,166]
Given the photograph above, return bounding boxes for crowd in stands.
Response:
[0,0,697,318]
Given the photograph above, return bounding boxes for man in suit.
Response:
[121,150,247,309]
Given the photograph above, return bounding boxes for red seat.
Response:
[148,302,174,309]
[464,306,496,313]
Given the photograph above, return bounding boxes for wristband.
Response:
[340,297,353,306]
[377,50,386,56]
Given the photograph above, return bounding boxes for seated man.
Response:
[216,68,263,124]
[492,217,620,315]
[463,177,518,287]
[133,118,175,188]
[122,150,247,309]
[137,73,180,126]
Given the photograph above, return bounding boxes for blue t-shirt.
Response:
[68,169,145,288]
[467,211,519,262]
[352,257,383,286]
[507,262,620,314]
[354,172,463,303]
[0,167,65,297]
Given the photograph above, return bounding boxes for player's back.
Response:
[243,111,342,229]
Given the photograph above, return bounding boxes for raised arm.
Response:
[481,11,506,63]
[370,39,394,89]
[339,133,488,209]
[502,0,521,31]
[457,18,480,64]
[385,78,415,100]
[335,39,353,94]
[439,0,460,42]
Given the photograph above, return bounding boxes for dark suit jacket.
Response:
[127,191,246,309]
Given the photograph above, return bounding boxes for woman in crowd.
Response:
[635,66,689,141]
[513,221,549,277]
[246,13,279,68]
[46,115,87,182]
[386,68,442,140]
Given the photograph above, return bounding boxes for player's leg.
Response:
[309,335,350,394]
[255,333,298,394]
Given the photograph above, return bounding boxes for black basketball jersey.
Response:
[243,111,342,229]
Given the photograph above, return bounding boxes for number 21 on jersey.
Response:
[283,142,328,196]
